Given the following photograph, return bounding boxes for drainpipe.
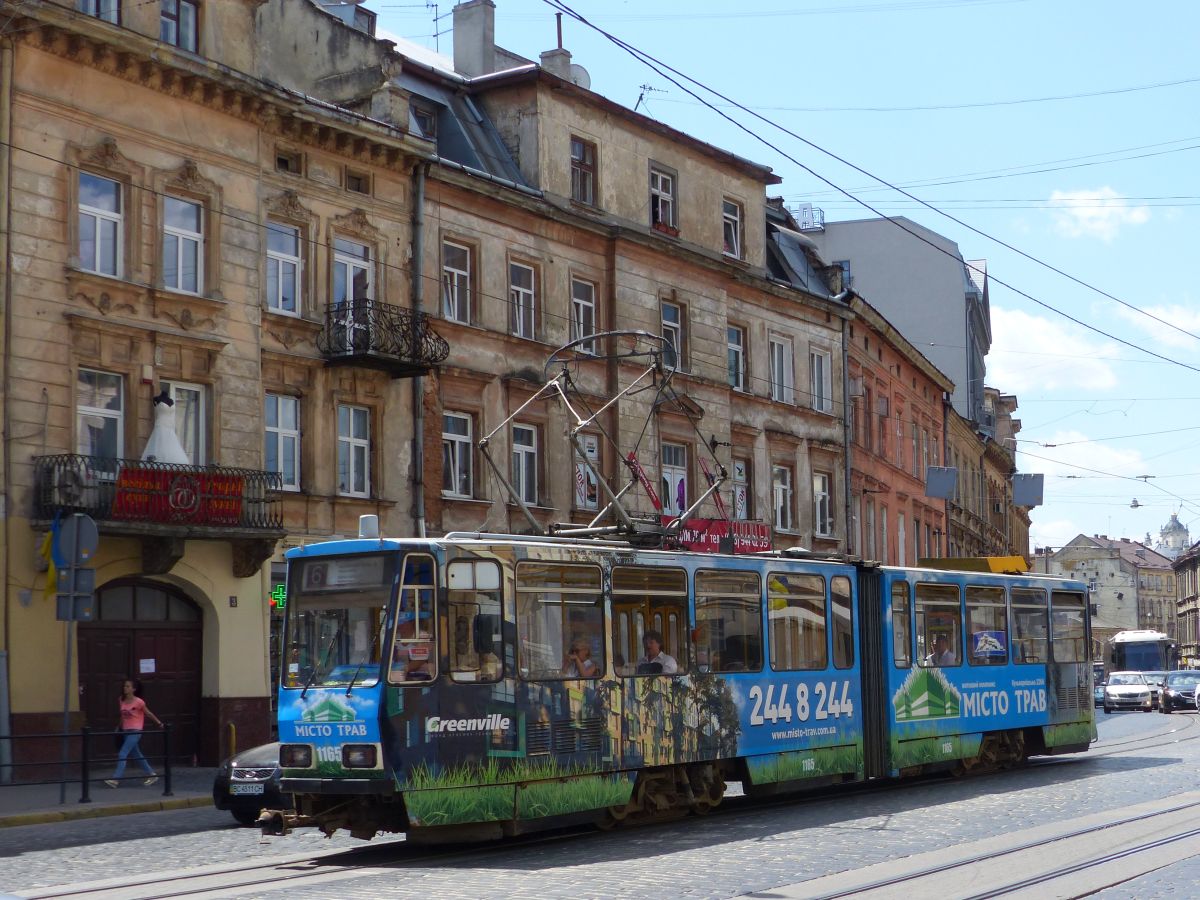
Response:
[1,36,15,776]
[841,314,852,556]
[410,163,428,538]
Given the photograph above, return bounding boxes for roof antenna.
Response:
[634,83,664,113]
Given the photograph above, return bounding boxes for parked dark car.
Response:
[1145,671,1167,709]
[1160,670,1200,713]
[212,742,291,825]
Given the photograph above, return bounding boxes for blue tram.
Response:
[268,521,1094,840]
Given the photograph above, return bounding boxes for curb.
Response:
[0,795,213,829]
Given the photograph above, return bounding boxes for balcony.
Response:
[317,300,449,377]
[33,455,285,577]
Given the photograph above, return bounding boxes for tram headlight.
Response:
[342,744,378,769]
[280,744,313,768]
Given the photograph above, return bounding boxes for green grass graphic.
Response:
[747,744,863,784]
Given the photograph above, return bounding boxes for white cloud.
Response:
[1112,302,1200,351]
[1048,187,1150,241]
[987,307,1118,393]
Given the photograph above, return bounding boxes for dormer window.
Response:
[412,104,438,141]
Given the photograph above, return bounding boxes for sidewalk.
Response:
[0,768,218,828]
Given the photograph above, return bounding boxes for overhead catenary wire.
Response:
[540,0,1200,354]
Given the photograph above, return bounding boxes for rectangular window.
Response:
[441,240,471,323]
[516,562,604,680]
[881,505,889,565]
[661,442,688,517]
[722,198,742,258]
[389,554,437,684]
[831,576,854,668]
[916,582,961,667]
[1013,588,1049,663]
[509,261,536,339]
[570,136,596,206]
[892,582,911,668]
[732,458,750,520]
[911,421,920,477]
[813,472,833,537]
[1051,592,1086,664]
[159,380,205,465]
[162,196,202,294]
[266,222,301,315]
[649,166,675,229]
[570,277,596,354]
[966,586,1008,666]
[442,412,473,498]
[661,300,685,370]
[612,567,688,676]
[336,404,370,497]
[768,572,827,671]
[345,170,370,195]
[76,369,123,462]
[265,393,300,491]
[773,464,793,530]
[332,238,372,352]
[696,570,763,673]
[865,500,876,558]
[412,103,437,140]
[511,423,538,505]
[447,560,505,683]
[78,1,119,23]
[574,433,600,510]
[809,349,832,413]
[160,0,198,52]
[78,173,121,277]
[769,335,793,403]
[727,325,746,391]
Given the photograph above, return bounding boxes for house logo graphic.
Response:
[892,668,962,721]
[300,695,356,723]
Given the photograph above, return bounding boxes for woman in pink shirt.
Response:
[105,679,163,787]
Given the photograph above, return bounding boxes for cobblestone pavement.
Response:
[2,710,1197,899]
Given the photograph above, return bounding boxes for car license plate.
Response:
[231,783,265,796]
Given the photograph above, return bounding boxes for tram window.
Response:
[612,566,688,676]
[696,570,762,673]
[1012,587,1048,664]
[1051,591,1087,663]
[915,583,961,667]
[966,586,1008,666]
[447,560,504,683]
[389,553,438,684]
[891,582,911,669]
[831,576,854,669]
[767,571,827,671]
[516,562,603,680]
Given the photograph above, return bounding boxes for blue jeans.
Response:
[113,731,155,779]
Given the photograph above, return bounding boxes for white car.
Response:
[1103,671,1153,713]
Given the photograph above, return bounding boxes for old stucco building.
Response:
[0,0,857,767]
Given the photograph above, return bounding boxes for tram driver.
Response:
[637,629,678,674]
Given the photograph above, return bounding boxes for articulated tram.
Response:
[267,522,1094,841]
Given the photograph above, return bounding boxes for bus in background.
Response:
[1106,630,1177,674]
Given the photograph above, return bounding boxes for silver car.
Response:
[1103,671,1153,713]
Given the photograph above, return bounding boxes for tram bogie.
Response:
[268,531,1094,841]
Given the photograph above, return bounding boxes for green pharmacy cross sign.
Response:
[269,583,287,609]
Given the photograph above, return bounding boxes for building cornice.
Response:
[8,3,429,171]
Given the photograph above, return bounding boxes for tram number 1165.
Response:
[748,681,855,726]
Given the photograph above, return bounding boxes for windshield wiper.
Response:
[301,622,344,699]
[346,617,388,696]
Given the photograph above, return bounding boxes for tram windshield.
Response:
[283,553,396,690]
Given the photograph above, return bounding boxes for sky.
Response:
[373,0,1200,554]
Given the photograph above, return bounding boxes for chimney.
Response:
[539,47,572,79]
[453,0,496,78]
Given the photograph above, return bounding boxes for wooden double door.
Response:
[78,579,202,764]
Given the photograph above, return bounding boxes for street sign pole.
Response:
[56,514,98,805]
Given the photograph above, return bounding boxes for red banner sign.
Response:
[659,517,772,553]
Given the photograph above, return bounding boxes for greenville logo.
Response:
[893,668,961,721]
[425,714,512,734]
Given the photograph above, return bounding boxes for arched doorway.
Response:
[78,579,203,765]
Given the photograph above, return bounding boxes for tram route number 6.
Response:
[748,681,854,726]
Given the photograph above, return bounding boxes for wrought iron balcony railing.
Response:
[34,455,283,532]
[317,300,449,377]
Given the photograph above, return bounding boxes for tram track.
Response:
[783,794,1200,899]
